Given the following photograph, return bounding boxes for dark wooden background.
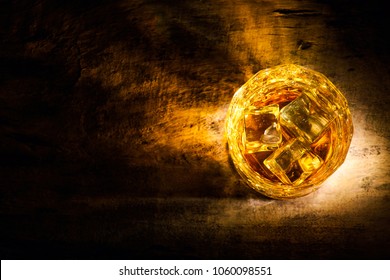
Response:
[1,0,389,259]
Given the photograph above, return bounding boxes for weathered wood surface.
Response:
[1,0,389,259]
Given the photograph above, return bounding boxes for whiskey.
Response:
[225,65,353,199]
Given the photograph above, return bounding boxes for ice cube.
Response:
[280,94,335,143]
[264,139,323,185]
[243,104,282,153]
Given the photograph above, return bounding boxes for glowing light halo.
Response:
[225,64,353,199]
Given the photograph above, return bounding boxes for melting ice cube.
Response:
[280,94,335,143]
[243,104,282,153]
[264,139,323,185]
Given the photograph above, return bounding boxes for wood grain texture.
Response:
[0,0,389,259]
